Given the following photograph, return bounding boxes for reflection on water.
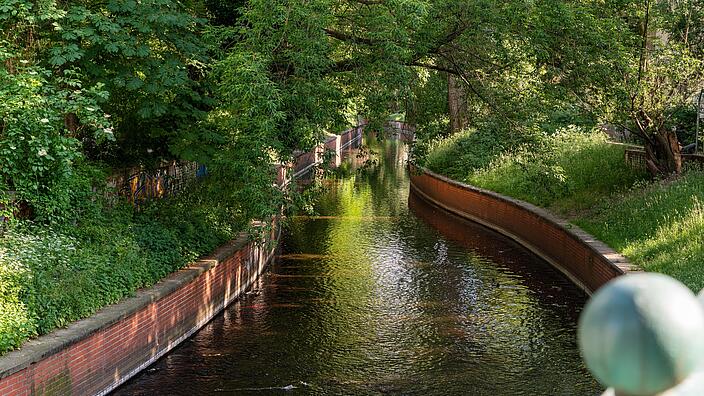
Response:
[114,138,601,395]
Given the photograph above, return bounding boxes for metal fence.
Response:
[624,149,704,170]
[107,161,206,204]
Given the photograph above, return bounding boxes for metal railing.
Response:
[107,161,206,204]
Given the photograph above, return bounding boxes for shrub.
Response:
[0,181,244,355]
[423,125,542,180]
[425,126,647,212]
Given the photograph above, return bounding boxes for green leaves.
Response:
[0,182,245,354]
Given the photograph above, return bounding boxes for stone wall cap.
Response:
[411,165,638,281]
[0,233,250,380]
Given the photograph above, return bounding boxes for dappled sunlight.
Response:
[579,172,704,290]
[623,199,704,290]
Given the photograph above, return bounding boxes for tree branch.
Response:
[408,61,460,75]
[323,28,374,45]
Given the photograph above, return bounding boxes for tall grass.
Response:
[424,126,704,291]
[577,172,704,291]
[426,127,647,213]
[470,130,647,211]
[424,127,537,181]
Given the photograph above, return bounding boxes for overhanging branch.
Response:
[324,28,374,45]
[408,61,460,75]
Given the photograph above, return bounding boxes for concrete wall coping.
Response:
[0,233,252,380]
[411,166,639,288]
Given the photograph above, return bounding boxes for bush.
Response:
[425,126,647,212]
[422,125,542,179]
[0,181,245,355]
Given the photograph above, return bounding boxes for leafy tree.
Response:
[1,1,112,221]
[1,0,209,220]
[50,0,210,166]
[622,0,703,175]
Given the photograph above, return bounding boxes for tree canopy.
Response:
[1,0,702,223]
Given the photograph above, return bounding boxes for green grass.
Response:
[424,126,704,291]
[424,127,533,181]
[426,127,647,214]
[0,181,246,355]
[576,173,704,291]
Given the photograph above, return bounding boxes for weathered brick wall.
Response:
[409,167,637,293]
[0,225,279,396]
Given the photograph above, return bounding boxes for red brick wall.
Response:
[0,227,278,396]
[410,167,637,293]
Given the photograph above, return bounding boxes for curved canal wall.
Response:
[409,166,638,294]
[0,223,279,396]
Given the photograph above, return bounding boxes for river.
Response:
[113,137,600,395]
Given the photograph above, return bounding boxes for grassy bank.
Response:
[0,180,245,355]
[424,128,647,213]
[423,127,704,291]
[576,173,704,291]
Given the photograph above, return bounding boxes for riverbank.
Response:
[0,121,370,391]
[114,136,601,396]
[0,223,279,396]
[421,127,704,291]
[0,184,247,356]
[0,123,366,394]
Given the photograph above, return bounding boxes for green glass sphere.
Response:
[578,273,704,396]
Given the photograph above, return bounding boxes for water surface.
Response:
[114,139,600,395]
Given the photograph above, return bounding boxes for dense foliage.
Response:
[0,183,244,354]
[0,1,240,354]
[3,0,701,222]
[1,0,703,354]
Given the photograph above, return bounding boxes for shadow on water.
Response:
[113,137,601,396]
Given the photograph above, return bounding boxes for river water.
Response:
[114,138,600,395]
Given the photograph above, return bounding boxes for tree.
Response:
[0,0,209,220]
[626,0,703,176]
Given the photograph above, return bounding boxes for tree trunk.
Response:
[448,73,469,133]
[644,130,682,176]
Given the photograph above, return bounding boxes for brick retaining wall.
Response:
[409,167,638,293]
[0,121,376,396]
[0,224,279,396]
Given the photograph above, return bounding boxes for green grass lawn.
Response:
[576,172,704,291]
[424,127,704,291]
